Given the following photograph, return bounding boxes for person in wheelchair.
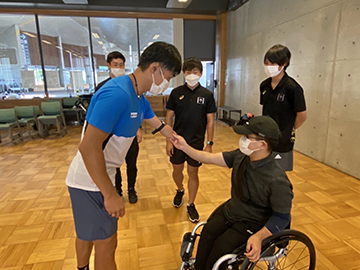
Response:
[170,116,293,270]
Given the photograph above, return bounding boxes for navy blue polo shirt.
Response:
[166,83,217,148]
[260,72,306,152]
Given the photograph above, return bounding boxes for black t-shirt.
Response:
[166,84,217,148]
[222,149,293,225]
[260,73,306,152]
[95,77,111,92]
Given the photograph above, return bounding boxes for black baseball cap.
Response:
[232,116,281,140]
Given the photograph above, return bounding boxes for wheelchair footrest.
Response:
[180,232,197,261]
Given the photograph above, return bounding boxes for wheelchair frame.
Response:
[180,222,316,270]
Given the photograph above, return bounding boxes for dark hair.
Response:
[264,44,291,70]
[253,135,279,152]
[183,57,203,73]
[138,42,182,76]
[107,51,126,64]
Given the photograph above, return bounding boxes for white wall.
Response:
[225,0,360,179]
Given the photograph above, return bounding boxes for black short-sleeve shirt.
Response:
[166,84,217,148]
[260,73,306,152]
[222,149,293,225]
[95,77,111,92]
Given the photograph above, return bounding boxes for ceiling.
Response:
[0,0,229,15]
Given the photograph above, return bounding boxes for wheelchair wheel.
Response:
[239,230,316,270]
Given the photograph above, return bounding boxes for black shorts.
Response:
[170,147,202,167]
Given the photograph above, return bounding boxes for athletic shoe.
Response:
[187,203,200,223]
[173,189,185,207]
[128,189,138,204]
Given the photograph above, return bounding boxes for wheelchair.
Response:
[74,94,92,125]
[180,222,316,270]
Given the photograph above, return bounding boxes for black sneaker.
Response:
[173,189,185,208]
[187,203,200,223]
[128,189,138,204]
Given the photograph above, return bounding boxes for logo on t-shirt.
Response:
[197,97,205,104]
[179,95,184,100]
[130,112,138,118]
[277,93,285,102]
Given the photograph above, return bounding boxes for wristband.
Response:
[152,121,166,135]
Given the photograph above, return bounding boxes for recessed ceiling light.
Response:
[147,42,153,46]
[153,34,160,40]
[98,41,103,45]
[92,33,99,39]
[23,31,36,38]
[178,0,188,2]
[62,0,88,4]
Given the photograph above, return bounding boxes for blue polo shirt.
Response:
[66,75,155,191]
[87,75,154,136]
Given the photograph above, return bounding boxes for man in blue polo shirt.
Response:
[66,42,182,270]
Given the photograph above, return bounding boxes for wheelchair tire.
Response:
[239,229,316,270]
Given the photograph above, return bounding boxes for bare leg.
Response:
[187,165,199,204]
[75,237,93,268]
[94,233,118,270]
[172,163,185,190]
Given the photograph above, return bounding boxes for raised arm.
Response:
[144,115,176,139]
[169,134,227,167]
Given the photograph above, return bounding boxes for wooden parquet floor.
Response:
[0,120,360,270]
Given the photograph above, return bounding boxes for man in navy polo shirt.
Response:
[260,44,307,171]
[170,116,293,270]
[66,42,182,270]
[166,57,217,223]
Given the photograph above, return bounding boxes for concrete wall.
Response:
[225,0,360,179]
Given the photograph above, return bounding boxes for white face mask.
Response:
[239,136,260,156]
[264,65,283,77]
[185,74,200,87]
[149,68,169,95]
[111,68,125,77]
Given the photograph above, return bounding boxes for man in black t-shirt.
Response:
[96,51,141,204]
[170,116,293,270]
[166,57,217,223]
[260,44,307,171]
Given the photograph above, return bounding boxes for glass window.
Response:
[38,15,94,98]
[200,61,215,93]
[0,14,44,99]
[89,17,139,86]
[138,19,174,95]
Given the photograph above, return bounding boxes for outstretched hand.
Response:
[168,134,188,151]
